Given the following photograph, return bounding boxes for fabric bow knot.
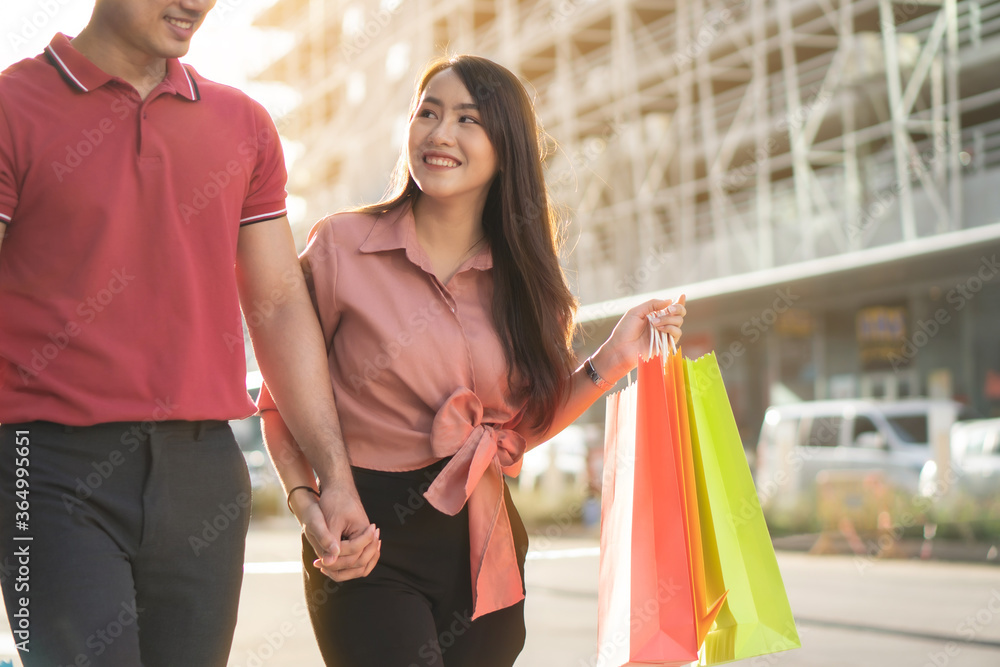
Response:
[424,387,527,619]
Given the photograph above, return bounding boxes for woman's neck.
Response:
[411,195,489,285]
[412,195,486,255]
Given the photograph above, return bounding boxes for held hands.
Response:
[592,295,687,384]
[290,484,381,582]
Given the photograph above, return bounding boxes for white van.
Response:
[754,398,965,517]
[919,418,1000,502]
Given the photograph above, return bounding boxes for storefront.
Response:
[574,223,1000,451]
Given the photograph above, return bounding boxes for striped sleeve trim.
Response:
[239,208,287,225]
[0,212,12,224]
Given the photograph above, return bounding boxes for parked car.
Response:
[754,398,966,519]
[919,418,1000,502]
[517,424,588,493]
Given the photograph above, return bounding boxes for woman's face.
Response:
[407,68,498,208]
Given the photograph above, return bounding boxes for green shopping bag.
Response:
[684,352,801,664]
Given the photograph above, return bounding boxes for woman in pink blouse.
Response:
[259,55,686,666]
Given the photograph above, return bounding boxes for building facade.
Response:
[255,0,1000,446]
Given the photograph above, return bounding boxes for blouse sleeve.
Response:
[300,216,341,347]
[255,381,277,413]
[256,216,340,415]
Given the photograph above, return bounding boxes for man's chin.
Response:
[157,41,194,60]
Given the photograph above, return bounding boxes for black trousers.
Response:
[303,460,529,667]
[0,420,251,666]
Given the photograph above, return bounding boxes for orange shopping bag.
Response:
[598,332,726,667]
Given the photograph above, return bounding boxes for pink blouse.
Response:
[258,203,527,618]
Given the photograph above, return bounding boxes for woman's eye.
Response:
[460,115,480,124]
[418,109,436,119]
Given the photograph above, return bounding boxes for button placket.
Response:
[449,274,480,394]
[136,94,164,165]
[430,274,458,315]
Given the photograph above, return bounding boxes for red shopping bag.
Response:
[598,344,727,666]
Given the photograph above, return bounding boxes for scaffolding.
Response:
[255,0,1000,306]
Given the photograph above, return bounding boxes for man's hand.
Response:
[291,486,381,581]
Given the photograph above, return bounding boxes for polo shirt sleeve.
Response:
[240,100,288,226]
[0,103,17,225]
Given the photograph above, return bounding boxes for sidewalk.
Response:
[771,531,1000,563]
[1,520,997,666]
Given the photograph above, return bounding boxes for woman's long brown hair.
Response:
[356,55,577,431]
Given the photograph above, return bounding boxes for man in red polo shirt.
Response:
[0,1,377,664]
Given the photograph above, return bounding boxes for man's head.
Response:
[89,0,216,60]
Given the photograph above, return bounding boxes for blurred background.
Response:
[2,0,1000,664]
[232,0,1000,539]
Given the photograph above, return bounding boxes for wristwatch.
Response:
[584,356,614,391]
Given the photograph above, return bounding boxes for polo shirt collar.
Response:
[44,33,200,101]
[360,202,493,272]
[163,57,200,101]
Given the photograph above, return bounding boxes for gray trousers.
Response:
[0,420,251,666]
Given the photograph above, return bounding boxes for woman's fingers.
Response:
[650,294,686,343]
[313,526,381,581]
[655,322,683,343]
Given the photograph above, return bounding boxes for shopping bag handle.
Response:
[645,312,677,360]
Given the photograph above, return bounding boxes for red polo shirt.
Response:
[0,34,287,425]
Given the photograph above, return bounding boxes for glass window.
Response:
[853,415,878,440]
[886,415,928,444]
[804,416,842,448]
